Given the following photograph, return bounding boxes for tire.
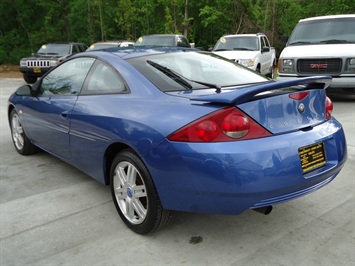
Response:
[267,65,274,79]
[110,149,172,234]
[10,109,38,155]
[256,65,261,73]
[23,74,37,84]
[267,61,276,79]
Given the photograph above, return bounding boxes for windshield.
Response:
[288,17,355,45]
[127,51,267,92]
[87,43,118,51]
[135,36,175,46]
[214,36,259,51]
[36,44,70,56]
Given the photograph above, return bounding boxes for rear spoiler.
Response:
[190,76,332,105]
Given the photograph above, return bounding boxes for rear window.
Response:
[127,51,267,92]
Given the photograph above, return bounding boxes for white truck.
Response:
[211,33,276,78]
[277,14,355,95]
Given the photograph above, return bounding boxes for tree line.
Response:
[0,0,354,64]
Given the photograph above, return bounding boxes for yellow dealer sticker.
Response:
[138,37,143,42]
[298,142,326,173]
[220,37,226,43]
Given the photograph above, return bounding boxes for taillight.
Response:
[168,106,271,142]
[325,96,333,120]
[289,91,309,100]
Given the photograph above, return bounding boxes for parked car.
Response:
[86,40,134,51]
[135,34,191,47]
[19,42,87,84]
[8,47,347,234]
[277,14,355,95]
[212,33,276,78]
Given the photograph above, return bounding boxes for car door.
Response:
[260,36,272,74]
[22,57,95,158]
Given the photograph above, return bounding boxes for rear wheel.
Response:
[10,109,37,155]
[110,149,172,234]
[23,74,37,84]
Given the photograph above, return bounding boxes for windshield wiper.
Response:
[188,79,222,93]
[147,60,223,92]
[147,60,192,90]
[233,48,254,51]
[320,39,351,44]
[288,41,312,46]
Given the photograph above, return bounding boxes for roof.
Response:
[222,34,263,38]
[299,14,355,22]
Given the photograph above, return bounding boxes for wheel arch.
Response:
[7,104,15,124]
[104,142,138,185]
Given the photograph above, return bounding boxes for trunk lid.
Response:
[189,76,331,134]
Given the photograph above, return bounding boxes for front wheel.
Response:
[10,109,38,155]
[110,149,172,234]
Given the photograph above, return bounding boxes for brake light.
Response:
[289,91,309,100]
[325,96,333,120]
[168,106,271,142]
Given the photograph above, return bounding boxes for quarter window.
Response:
[82,61,127,95]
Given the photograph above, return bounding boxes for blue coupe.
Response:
[8,47,347,234]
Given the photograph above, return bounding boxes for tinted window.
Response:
[82,61,127,95]
[127,52,267,92]
[39,57,95,96]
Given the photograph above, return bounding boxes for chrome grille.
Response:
[297,58,342,74]
[26,60,50,67]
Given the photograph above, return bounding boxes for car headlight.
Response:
[50,60,58,67]
[20,60,27,67]
[349,58,355,65]
[279,59,295,73]
[239,59,254,67]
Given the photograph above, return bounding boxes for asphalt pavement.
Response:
[1,78,354,265]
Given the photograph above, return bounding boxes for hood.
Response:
[21,54,61,60]
[281,43,355,58]
[212,50,259,60]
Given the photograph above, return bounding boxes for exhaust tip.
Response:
[253,206,273,215]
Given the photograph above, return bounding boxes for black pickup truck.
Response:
[19,43,87,83]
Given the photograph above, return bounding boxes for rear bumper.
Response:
[148,118,347,215]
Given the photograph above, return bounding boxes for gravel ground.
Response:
[0,65,22,78]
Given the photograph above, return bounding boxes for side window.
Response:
[177,36,189,47]
[39,57,95,96]
[82,61,127,95]
[73,45,80,53]
[261,37,269,47]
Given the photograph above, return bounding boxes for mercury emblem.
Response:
[298,103,305,113]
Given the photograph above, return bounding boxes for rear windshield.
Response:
[127,51,267,92]
[288,17,355,45]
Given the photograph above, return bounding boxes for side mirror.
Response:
[262,46,270,52]
[15,85,33,96]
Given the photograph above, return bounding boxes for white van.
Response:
[277,14,355,94]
